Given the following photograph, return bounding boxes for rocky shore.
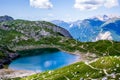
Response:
[0,69,36,79]
[0,46,20,69]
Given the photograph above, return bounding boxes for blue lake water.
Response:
[9,49,79,72]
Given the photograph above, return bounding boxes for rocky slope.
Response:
[0,46,19,68]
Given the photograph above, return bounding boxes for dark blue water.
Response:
[9,50,79,72]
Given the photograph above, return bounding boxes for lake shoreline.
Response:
[0,69,37,78]
[0,47,94,79]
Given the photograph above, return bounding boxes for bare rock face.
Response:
[0,15,14,22]
[53,26,73,38]
[0,46,19,69]
[0,64,3,68]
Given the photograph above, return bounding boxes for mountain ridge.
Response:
[51,16,120,42]
[0,15,14,22]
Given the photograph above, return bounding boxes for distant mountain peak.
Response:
[91,15,109,21]
[0,15,14,22]
[51,20,70,30]
[51,20,68,23]
[91,14,120,21]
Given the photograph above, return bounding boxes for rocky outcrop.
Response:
[0,15,14,22]
[0,64,3,68]
[0,46,19,69]
[53,26,73,38]
[45,24,73,38]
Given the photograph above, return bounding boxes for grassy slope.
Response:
[0,29,24,45]
[15,56,119,80]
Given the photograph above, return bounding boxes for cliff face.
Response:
[53,26,73,38]
[0,46,19,68]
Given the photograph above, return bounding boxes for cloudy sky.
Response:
[0,0,120,21]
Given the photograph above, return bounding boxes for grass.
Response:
[0,29,24,45]
[90,56,120,74]
[0,51,6,59]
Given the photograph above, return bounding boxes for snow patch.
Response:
[69,24,74,28]
[94,31,113,41]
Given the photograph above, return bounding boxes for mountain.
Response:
[94,18,120,41]
[102,18,120,35]
[52,18,104,42]
[52,16,120,42]
[92,15,120,21]
[69,18,105,42]
[0,15,14,22]
[51,20,70,30]
[91,15,110,21]
[0,19,72,40]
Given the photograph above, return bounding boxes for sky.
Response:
[0,0,120,22]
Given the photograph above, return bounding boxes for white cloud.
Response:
[48,13,54,17]
[104,0,119,8]
[74,0,119,10]
[30,0,53,9]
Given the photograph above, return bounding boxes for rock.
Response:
[0,46,20,69]
[8,53,20,60]
[46,25,73,38]
[54,26,73,38]
[2,59,11,64]
[0,64,3,69]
